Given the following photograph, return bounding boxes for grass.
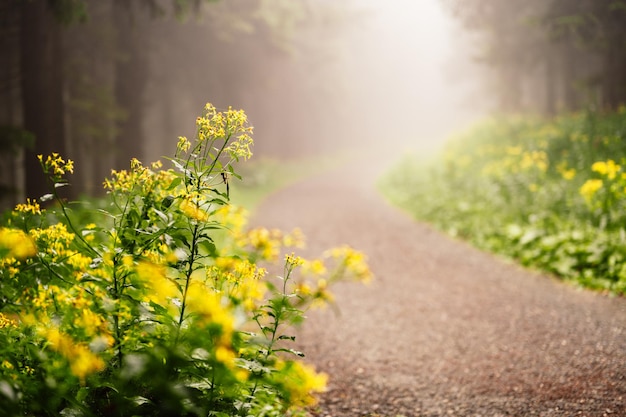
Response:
[230,152,348,210]
[380,108,626,295]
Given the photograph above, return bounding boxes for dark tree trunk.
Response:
[113,0,148,170]
[544,50,557,116]
[603,40,626,109]
[20,1,67,200]
[560,44,579,111]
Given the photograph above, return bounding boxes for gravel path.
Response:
[251,155,626,417]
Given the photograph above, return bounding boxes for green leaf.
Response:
[274,348,305,357]
[166,177,183,191]
[198,240,217,256]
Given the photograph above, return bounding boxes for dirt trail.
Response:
[251,154,626,417]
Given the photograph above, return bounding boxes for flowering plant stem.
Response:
[0,103,372,416]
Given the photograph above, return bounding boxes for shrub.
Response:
[381,108,626,294]
[0,103,371,416]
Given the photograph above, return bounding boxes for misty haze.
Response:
[1,1,625,416]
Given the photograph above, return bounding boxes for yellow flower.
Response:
[327,245,373,283]
[244,228,282,260]
[29,223,74,261]
[520,150,548,172]
[41,327,104,382]
[0,313,17,329]
[285,252,304,267]
[592,160,620,180]
[75,309,106,337]
[180,199,209,222]
[295,282,313,296]
[301,259,327,276]
[580,179,603,203]
[69,344,105,382]
[14,198,42,215]
[38,153,74,177]
[136,261,178,305]
[283,228,305,248]
[215,345,236,367]
[561,168,576,180]
[274,360,327,407]
[177,136,191,153]
[556,161,576,180]
[0,228,37,260]
[213,205,248,234]
[186,282,234,343]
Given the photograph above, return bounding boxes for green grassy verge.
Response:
[380,108,626,295]
[230,153,345,210]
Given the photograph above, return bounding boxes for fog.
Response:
[1,0,487,204]
[141,0,483,163]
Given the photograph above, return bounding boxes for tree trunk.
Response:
[20,1,67,200]
[544,49,557,116]
[113,0,148,170]
[603,40,626,109]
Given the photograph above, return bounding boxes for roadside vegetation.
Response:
[231,154,345,210]
[0,104,371,416]
[381,107,626,295]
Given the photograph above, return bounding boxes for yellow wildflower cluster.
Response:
[213,205,248,234]
[301,258,327,276]
[38,153,74,178]
[520,150,548,172]
[207,257,267,310]
[180,198,209,222]
[234,226,305,262]
[14,198,42,215]
[592,159,621,180]
[29,284,110,339]
[0,227,37,260]
[0,312,17,329]
[556,161,576,180]
[580,179,603,203]
[481,149,549,177]
[104,158,176,196]
[186,282,235,344]
[283,227,305,248]
[197,105,227,140]
[579,159,626,206]
[177,136,191,153]
[40,327,105,382]
[285,252,304,268]
[29,223,75,261]
[192,104,254,161]
[136,261,178,306]
[242,227,283,261]
[274,360,327,407]
[327,245,373,283]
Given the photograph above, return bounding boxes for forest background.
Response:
[1,0,626,209]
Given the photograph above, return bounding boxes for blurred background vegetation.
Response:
[443,0,626,114]
[1,0,625,212]
[381,0,626,294]
[1,0,366,209]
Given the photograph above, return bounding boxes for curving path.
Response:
[251,154,626,417]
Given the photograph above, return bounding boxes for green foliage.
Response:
[0,126,34,155]
[381,107,626,295]
[0,104,371,416]
[230,154,347,210]
[50,0,89,25]
[0,126,35,201]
